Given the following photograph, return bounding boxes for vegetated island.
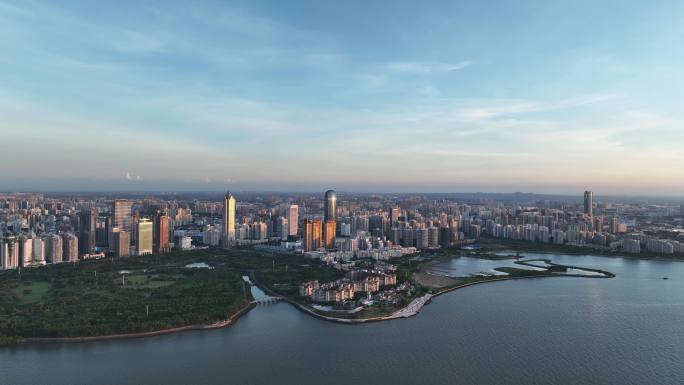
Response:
[0,247,614,346]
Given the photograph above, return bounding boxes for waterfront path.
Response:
[391,294,433,318]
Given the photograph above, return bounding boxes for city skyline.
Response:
[1,1,683,194]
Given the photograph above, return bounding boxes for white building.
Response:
[179,236,193,250]
[287,204,298,237]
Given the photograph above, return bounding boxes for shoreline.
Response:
[475,239,684,261]
[20,301,256,345]
[15,258,616,344]
[250,264,612,325]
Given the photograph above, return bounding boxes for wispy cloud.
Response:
[388,60,473,73]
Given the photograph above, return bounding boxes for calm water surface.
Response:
[2,253,684,385]
[427,255,547,276]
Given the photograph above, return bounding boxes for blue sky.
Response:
[1,0,682,193]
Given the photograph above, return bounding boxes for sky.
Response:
[0,0,682,194]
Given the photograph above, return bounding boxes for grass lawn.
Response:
[11,281,52,305]
[118,274,178,289]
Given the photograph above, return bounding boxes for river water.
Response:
[2,253,684,385]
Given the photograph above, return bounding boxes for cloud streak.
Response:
[388,60,473,73]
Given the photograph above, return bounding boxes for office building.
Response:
[287,204,298,237]
[223,191,236,246]
[324,190,337,223]
[303,219,323,252]
[583,191,593,217]
[112,199,132,232]
[390,207,401,224]
[111,228,130,257]
[136,218,153,256]
[277,217,289,240]
[78,207,97,256]
[153,211,171,254]
[324,219,336,250]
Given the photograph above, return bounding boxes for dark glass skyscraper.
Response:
[78,207,97,255]
[583,191,593,217]
[324,190,337,223]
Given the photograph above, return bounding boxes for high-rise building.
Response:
[277,217,289,240]
[610,217,620,234]
[324,219,336,250]
[0,233,19,270]
[324,190,337,245]
[324,190,337,223]
[18,234,33,267]
[32,237,45,265]
[130,212,139,244]
[369,215,388,237]
[62,233,79,262]
[287,204,298,237]
[112,199,133,232]
[223,191,236,246]
[78,208,97,256]
[47,234,63,263]
[135,218,153,256]
[594,216,604,233]
[390,207,401,224]
[583,191,593,217]
[111,228,130,257]
[303,219,323,252]
[153,211,171,254]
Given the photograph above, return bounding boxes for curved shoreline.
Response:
[251,261,615,325]
[21,302,256,345]
[16,261,616,344]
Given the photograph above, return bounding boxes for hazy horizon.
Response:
[4,183,684,201]
[1,1,682,194]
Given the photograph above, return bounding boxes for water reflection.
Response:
[426,256,546,277]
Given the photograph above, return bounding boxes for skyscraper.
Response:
[287,204,298,237]
[136,218,153,256]
[62,233,79,262]
[47,234,63,263]
[19,234,33,267]
[32,237,45,265]
[583,191,593,217]
[390,207,401,224]
[303,219,322,252]
[153,211,171,254]
[0,233,19,270]
[112,199,132,232]
[223,191,236,246]
[78,207,97,256]
[110,228,130,257]
[324,190,337,246]
[277,217,289,240]
[324,219,336,250]
[324,190,337,223]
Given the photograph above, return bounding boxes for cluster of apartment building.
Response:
[0,232,80,269]
[620,233,684,254]
[299,269,398,303]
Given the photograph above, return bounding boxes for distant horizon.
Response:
[3,187,684,201]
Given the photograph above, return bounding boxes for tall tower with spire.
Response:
[223,191,236,246]
[323,190,337,249]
